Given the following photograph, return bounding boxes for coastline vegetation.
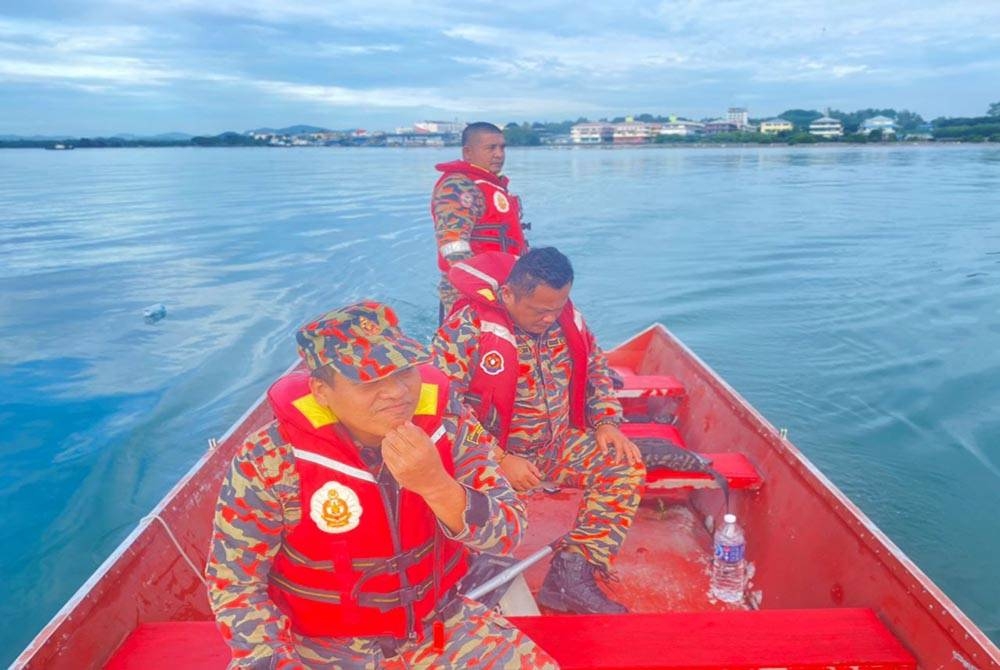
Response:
[3,102,999,150]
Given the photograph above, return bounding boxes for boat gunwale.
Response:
[11,360,301,668]
[12,327,1000,667]
[634,322,998,658]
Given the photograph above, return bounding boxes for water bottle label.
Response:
[714,543,744,563]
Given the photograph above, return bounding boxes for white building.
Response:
[809,116,844,138]
[658,121,705,136]
[860,116,897,135]
[570,122,613,144]
[414,120,464,135]
[727,107,749,128]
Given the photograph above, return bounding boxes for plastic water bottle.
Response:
[709,513,747,603]
[143,303,167,324]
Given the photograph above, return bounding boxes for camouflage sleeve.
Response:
[432,175,486,265]
[431,305,482,400]
[440,398,525,555]
[205,429,302,668]
[580,315,624,425]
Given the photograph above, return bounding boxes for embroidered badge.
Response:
[493,191,510,213]
[459,191,474,209]
[310,481,363,533]
[480,349,505,376]
[358,317,380,336]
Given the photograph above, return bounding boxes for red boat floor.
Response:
[107,609,915,670]
[518,489,726,613]
[105,494,916,669]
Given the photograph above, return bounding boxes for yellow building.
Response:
[760,119,794,134]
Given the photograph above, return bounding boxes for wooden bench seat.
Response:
[105,608,915,670]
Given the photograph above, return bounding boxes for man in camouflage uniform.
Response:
[205,301,558,669]
[432,122,528,318]
[431,248,646,615]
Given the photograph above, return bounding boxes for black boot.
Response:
[537,551,628,614]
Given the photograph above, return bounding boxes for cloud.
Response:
[2,0,1000,132]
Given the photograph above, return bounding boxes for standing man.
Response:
[432,122,528,318]
[431,248,646,615]
[206,301,557,669]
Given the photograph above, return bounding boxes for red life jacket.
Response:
[265,365,468,639]
[433,160,526,272]
[447,251,589,448]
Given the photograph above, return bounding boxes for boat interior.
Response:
[24,326,1000,669]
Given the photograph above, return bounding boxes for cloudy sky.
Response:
[2,0,999,136]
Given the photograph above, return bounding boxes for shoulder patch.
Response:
[480,349,506,376]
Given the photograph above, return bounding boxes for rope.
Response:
[142,513,208,586]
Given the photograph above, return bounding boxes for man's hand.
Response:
[499,453,544,492]
[382,421,452,498]
[595,423,642,465]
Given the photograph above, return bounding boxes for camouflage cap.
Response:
[296,301,430,383]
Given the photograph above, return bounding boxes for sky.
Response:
[2,0,999,137]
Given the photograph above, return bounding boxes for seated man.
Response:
[206,301,557,669]
[432,248,646,614]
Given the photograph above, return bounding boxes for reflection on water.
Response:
[1,144,999,658]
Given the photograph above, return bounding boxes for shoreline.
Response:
[2,140,998,151]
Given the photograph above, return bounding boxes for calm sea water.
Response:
[2,145,999,661]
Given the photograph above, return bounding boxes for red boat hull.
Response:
[13,326,1000,669]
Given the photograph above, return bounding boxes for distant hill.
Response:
[247,124,332,135]
[0,134,75,141]
[151,132,195,141]
[113,132,194,141]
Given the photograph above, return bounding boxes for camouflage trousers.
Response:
[437,275,462,323]
[293,597,558,669]
[529,427,646,570]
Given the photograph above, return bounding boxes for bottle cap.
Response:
[723,513,737,523]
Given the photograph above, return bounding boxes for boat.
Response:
[13,324,1000,669]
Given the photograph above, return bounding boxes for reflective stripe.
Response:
[451,262,499,291]
[430,425,447,444]
[480,320,517,348]
[293,448,377,483]
[439,240,472,258]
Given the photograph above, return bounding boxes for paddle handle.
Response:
[464,545,554,601]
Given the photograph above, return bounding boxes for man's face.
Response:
[500,282,572,335]
[462,131,506,175]
[310,367,422,447]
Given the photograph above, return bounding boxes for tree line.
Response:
[500,101,1000,145]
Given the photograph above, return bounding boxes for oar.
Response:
[464,543,556,601]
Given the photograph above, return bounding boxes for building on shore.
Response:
[613,119,659,144]
[759,119,794,134]
[570,122,614,144]
[703,119,740,135]
[809,116,844,138]
[659,120,705,136]
[727,107,749,129]
[860,115,897,136]
[413,120,465,135]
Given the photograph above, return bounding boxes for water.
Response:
[709,513,747,604]
[2,144,1000,661]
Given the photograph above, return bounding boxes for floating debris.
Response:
[143,303,167,324]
